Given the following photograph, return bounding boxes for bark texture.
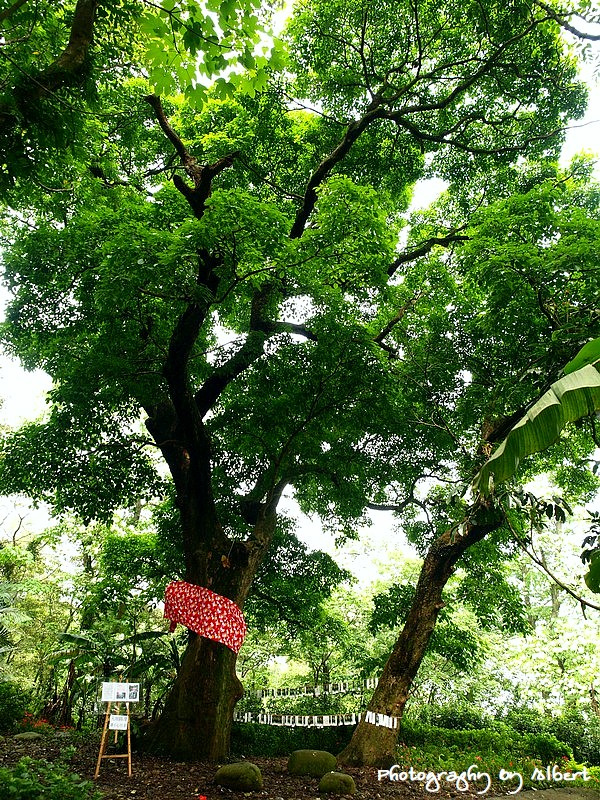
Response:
[142,510,276,760]
[144,634,243,760]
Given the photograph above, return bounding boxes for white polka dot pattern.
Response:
[163,580,247,654]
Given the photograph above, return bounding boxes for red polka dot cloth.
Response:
[163,581,247,654]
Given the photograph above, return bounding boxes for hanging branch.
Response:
[501,502,600,614]
[533,0,600,41]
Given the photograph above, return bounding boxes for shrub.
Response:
[0,681,30,733]
[401,719,512,754]
[231,722,353,757]
[500,706,552,735]
[0,755,101,800]
[522,732,572,762]
[412,702,493,731]
[400,720,571,762]
[550,710,600,765]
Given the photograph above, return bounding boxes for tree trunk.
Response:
[142,482,278,760]
[338,507,502,767]
[143,549,251,760]
[143,633,243,760]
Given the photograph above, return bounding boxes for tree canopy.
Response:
[0,0,599,763]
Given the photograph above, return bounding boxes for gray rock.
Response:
[13,732,44,741]
[287,749,337,777]
[214,761,263,792]
[318,771,357,795]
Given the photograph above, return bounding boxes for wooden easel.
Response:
[94,701,132,778]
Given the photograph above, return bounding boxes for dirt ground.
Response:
[2,733,600,800]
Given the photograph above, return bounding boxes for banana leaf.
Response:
[473,360,600,495]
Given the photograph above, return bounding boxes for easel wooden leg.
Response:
[94,702,112,779]
[126,704,132,778]
[94,701,133,778]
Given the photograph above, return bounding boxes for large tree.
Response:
[337,162,600,765]
[0,0,597,760]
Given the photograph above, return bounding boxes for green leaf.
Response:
[563,337,600,374]
[584,553,600,593]
[474,360,600,495]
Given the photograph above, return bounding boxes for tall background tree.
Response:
[0,0,598,761]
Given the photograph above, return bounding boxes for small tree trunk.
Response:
[338,508,502,767]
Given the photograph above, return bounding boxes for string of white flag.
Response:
[234,710,399,729]
[254,677,378,699]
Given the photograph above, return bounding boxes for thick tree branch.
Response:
[42,0,97,84]
[0,0,30,26]
[388,111,564,156]
[145,94,191,162]
[194,289,273,417]
[388,232,469,276]
[142,100,279,485]
[289,14,554,242]
[0,0,97,137]
[164,305,206,407]
[145,94,240,218]
[373,292,425,347]
[289,101,384,239]
[263,320,317,341]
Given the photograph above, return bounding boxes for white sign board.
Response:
[101,682,140,703]
[108,714,129,731]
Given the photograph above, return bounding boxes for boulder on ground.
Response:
[287,749,337,777]
[214,761,263,792]
[13,732,43,741]
[318,771,357,795]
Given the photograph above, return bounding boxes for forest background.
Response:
[1,0,600,786]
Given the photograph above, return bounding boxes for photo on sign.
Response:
[101,682,140,703]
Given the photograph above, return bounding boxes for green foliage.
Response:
[501,706,552,735]
[393,739,586,793]
[581,512,600,593]
[404,703,600,769]
[1,0,600,763]
[286,0,585,140]
[0,681,30,733]
[231,721,353,757]
[140,0,287,103]
[401,719,572,763]
[0,753,100,800]
[525,732,573,763]
[550,710,600,766]
[564,338,600,375]
[413,702,493,731]
[247,526,352,632]
[474,360,600,495]
[0,418,165,523]
[0,4,595,532]
[0,0,281,196]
